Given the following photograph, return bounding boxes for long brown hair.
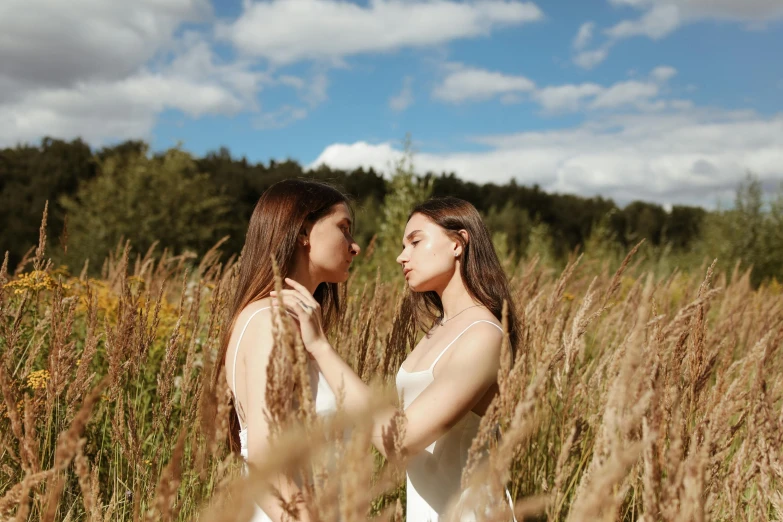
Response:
[406,197,520,353]
[215,179,351,453]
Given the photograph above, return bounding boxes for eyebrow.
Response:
[402,230,422,248]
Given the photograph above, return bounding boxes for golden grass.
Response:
[1,213,782,521]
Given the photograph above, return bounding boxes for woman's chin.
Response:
[406,279,426,292]
[331,270,351,283]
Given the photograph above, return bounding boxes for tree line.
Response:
[1,137,780,286]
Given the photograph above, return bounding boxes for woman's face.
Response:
[307,202,360,283]
[396,213,461,292]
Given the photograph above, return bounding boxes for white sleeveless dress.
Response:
[230,307,338,522]
[395,320,516,522]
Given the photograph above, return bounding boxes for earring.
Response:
[304,240,309,246]
[454,252,459,257]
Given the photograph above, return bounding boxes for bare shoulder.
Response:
[437,317,504,374]
[234,299,277,362]
[235,298,275,326]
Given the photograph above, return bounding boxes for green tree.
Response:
[60,146,232,271]
[525,220,557,268]
[483,200,532,262]
[697,173,783,286]
[372,135,433,279]
[0,137,97,269]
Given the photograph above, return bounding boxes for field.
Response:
[1,212,782,522]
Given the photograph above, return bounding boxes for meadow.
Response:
[1,206,782,522]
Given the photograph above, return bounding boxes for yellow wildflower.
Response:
[26,369,50,391]
[4,270,56,295]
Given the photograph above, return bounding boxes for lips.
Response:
[403,268,412,277]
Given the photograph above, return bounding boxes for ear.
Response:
[453,230,469,257]
[298,225,311,247]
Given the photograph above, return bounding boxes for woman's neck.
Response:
[437,269,480,320]
[287,264,320,295]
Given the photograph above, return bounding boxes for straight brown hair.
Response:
[406,197,520,353]
[214,179,351,453]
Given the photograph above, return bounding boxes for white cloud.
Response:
[0,73,246,146]
[573,21,595,50]
[606,4,682,39]
[609,0,783,21]
[255,105,309,130]
[273,69,331,109]
[588,0,783,69]
[389,76,414,112]
[433,65,536,103]
[590,80,659,109]
[534,83,604,112]
[309,109,783,208]
[650,65,677,82]
[0,0,211,99]
[0,34,267,146]
[217,0,543,64]
[573,47,611,69]
[436,65,672,113]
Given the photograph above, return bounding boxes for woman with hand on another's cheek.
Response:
[275,197,519,521]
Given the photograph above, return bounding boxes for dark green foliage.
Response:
[59,146,234,269]
[0,137,97,267]
[8,137,776,284]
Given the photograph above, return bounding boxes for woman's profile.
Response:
[214,179,360,521]
[274,196,519,520]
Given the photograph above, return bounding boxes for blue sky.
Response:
[2,0,782,207]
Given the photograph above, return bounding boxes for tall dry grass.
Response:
[1,210,782,521]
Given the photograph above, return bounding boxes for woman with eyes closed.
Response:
[214,179,360,522]
[274,197,520,521]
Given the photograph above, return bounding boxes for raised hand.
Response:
[270,277,330,356]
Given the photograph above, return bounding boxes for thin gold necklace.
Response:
[438,304,484,326]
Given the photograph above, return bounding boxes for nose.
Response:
[350,240,361,256]
[396,249,407,266]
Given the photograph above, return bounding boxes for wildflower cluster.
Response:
[26,369,50,391]
[3,270,68,295]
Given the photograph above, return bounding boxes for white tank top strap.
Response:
[232,306,272,427]
[428,319,503,372]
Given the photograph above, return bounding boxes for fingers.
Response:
[269,279,319,309]
[284,278,319,307]
[271,295,313,317]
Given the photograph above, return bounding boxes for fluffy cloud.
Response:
[608,0,783,22]
[309,109,783,208]
[573,48,611,69]
[0,34,267,146]
[217,0,543,64]
[0,0,272,145]
[605,4,682,39]
[389,76,415,112]
[254,106,310,130]
[589,80,659,109]
[575,0,783,69]
[435,65,675,112]
[534,83,604,112]
[433,65,536,103]
[0,0,211,100]
[650,65,677,82]
[573,21,596,50]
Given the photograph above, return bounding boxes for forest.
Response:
[7,136,758,282]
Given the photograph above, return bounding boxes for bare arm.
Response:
[271,278,503,458]
[242,309,312,522]
[310,323,502,458]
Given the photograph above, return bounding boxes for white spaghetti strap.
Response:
[428,320,503,372]
[232,306,272,427]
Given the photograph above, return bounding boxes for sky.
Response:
[1,0,782,208]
